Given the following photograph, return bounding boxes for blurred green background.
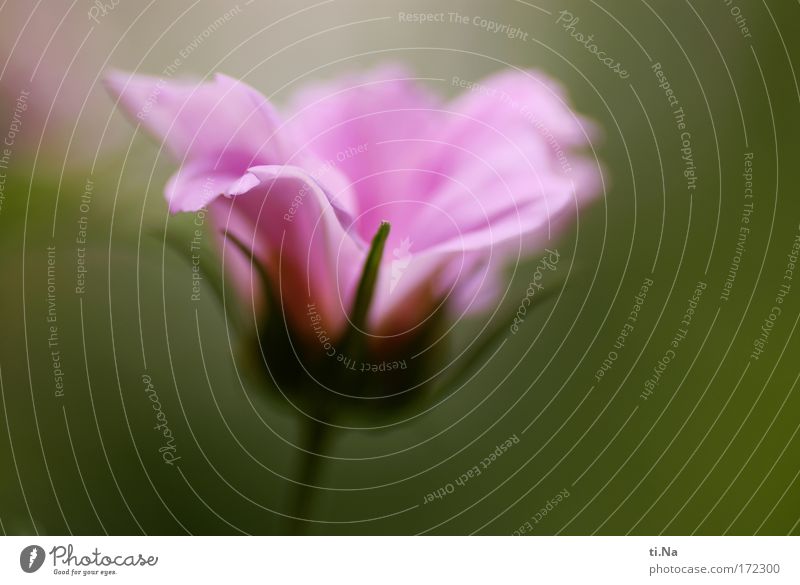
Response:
[1,0,799,535]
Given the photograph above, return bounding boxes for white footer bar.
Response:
[1,536,796,584]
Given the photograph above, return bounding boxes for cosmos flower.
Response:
[105,65,599,365]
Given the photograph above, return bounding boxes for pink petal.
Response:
[164,161,243,213]
[105,70,286,165]
[370,69,600,320]
[286,64,442,242]
[212,165,364,343]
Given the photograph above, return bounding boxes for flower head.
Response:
[106,65,599,377]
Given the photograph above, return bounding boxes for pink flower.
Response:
[105,65,599,351]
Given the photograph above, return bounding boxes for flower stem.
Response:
[283,222,389,534]
[286,414,330,535]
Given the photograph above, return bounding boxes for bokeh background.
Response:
[1,0,799,535]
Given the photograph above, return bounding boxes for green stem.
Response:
[284,222,389,533]
[286,415,330,535]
